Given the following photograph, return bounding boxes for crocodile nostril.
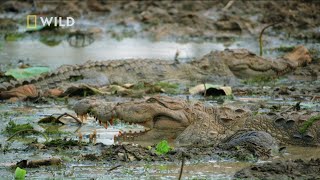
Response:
[285,119,295,128]
[303,133,314,141]
[275,117,285,124]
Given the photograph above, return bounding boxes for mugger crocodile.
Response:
[73,95,320,150]
[0,46,311,100]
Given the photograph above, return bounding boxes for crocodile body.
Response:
[0,46,311,100]
[74,95,320,148]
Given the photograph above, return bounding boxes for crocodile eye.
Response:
[146,98,156,103]
[146,98,167,107]
[235,109,245,113]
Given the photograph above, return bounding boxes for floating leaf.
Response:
[5,67,50,80]
[15,167,26,180]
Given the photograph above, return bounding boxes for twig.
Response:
[280,106,294,114]
[288,94,320,99]
[259,22,282,56]
[178,152,185,180]
[6,129,49,142]
[222,0,235,11]
[108,165,122,172]
[56,113,83,124]
[83,84,106,95]
[122,145,142,161]
[174,50,180,64]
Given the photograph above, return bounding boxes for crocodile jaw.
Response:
[74,99,189,129]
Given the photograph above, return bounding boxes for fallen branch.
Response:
[108,165,122,172]
[222,0,235,11]
[288,94,320,100]
[56,112,83,124]
[83,84,107,95]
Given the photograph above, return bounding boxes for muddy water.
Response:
[1,34,318,70]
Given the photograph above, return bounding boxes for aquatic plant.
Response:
[4,120,34,135]
[275,46,295,53]
[242,75,276,86]
[4,33,25,41]
[155,140,172,155]
[259,22,281,56]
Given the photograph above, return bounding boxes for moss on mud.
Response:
[44,138,88,147]
[4,120,34,135]
[299,114,320,134]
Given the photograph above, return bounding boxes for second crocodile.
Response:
[0,46,311,100]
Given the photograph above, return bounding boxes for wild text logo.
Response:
[26,15,75,29]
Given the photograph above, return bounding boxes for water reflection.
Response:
[0,38,225,69]
[67,31,95,48]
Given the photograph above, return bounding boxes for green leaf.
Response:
[5,67,50,80]
[15,167,26,180]
[155,140,171,155]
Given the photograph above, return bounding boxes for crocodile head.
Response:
[73,96,192,142]
[195,46,312,79]
[73,95,251,145]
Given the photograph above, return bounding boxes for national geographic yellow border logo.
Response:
[26,15,37,29]
[26,15,75,29]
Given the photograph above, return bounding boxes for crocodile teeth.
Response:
[79,115,83,122]
[109,117,114,125]
[103,122,108,129]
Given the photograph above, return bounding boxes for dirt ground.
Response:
[0,0,319,40]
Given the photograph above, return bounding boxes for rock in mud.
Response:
[15,158,62,168]
[0,0,31,13]
[234,158,320,180]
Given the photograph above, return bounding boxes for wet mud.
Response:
[0,0,320,179]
